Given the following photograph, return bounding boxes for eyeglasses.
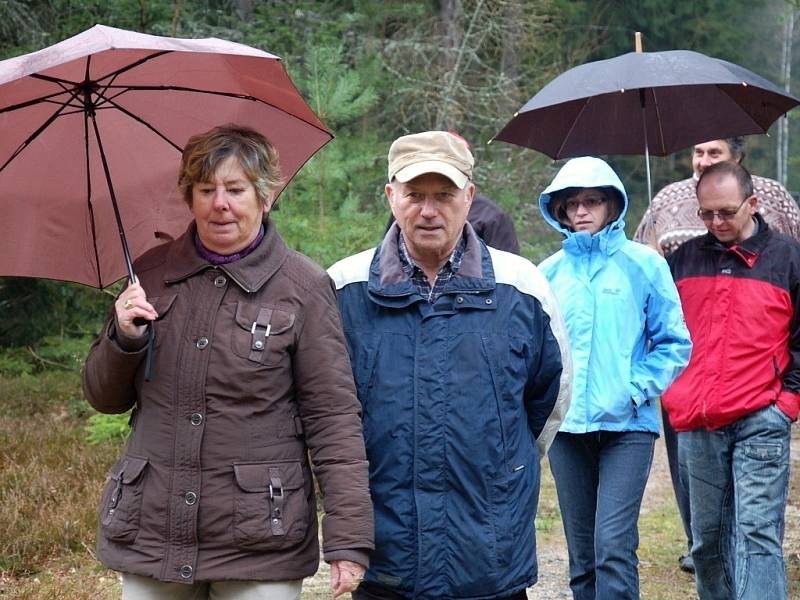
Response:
[696,196,752,222]
[565,195,606,213]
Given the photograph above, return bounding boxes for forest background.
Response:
[1,1,800,598]
[1,0,800,348]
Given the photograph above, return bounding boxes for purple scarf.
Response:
[194,225,265,265]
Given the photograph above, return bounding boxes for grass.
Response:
[2,370,800,599]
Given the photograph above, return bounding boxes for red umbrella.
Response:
[0,24,332,288]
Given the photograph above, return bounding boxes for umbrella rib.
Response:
[555,98,592,158]
[716,85,766,132]
[649,88,668,155]
[107,84,331,132]
[0,90,78,174]
[0,86,85,114]
[92,94,183,152]
[28,51,173,90]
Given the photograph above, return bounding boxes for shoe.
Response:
[679,553,695,574]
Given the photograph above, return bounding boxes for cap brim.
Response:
[393,161,469,189]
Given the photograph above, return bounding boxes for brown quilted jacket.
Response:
[82,220,373,583]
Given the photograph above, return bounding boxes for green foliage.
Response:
[0,370,84,418]
[1,0,799,347]
[0,278,112,347]
[85,412,131,445]
[34,335,95,371]
[0,347,35,377]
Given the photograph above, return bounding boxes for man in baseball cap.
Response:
[328,131,572,599]
[383,130,476,284]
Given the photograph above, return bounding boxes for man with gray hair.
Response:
[328,131,572,599]
[633,136,800,574]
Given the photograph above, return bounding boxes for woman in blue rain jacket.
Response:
[538,157,691,600]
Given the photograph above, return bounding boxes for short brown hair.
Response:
[178,124,282,208]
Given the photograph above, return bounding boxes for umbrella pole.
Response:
[643,137,653,203]
[89,113,155,381]
[640,89,655,229]
[89,115,137,284]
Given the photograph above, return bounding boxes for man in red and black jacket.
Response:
[663,160,800,600]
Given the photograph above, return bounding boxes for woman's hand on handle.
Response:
[115,280,158,338]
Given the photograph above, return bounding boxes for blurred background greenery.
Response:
[1,0,800,406]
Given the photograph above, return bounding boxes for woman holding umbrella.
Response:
[82,124,373,599]
[537,156,691,599]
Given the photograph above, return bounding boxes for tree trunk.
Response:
[234,0,255,21]
[501,1,523,87]
[436,0,463,130]
[778,8,794,187]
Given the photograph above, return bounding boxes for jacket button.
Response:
[179,565,193,578]
[456,296,464,303]
[196,337,209,349]
[485,298,493,305]
[214,275,227,287]
[185,491,197,505]
[190,413,203,426]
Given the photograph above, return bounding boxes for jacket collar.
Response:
[561,220,627,257]
[701,212,771,268]
[369,221,495,300]
[163,220,289,292]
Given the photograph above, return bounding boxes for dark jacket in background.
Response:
[83,220,373,584]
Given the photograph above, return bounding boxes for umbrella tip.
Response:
[513,111,519,117]
[635,31,643,53]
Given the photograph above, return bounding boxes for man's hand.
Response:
[330,559,365,598]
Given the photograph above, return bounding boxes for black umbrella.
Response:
[493,48,800,200]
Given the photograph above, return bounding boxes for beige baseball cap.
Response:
[387,131,474,189]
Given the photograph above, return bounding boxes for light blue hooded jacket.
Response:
[538,157,691,434]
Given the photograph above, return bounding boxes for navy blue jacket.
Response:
[328,223,571,599]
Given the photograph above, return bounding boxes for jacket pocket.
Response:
[230,302,295,366]
[98,455,148,544]
[148,294,177,349]
[481,335,516,471]
[232,460,309,550]
[344,332,381,404]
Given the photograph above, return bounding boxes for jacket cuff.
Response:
[109,319,149,353]
[777,389,800,421]
[324,548,371,569]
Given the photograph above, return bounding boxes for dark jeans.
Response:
[548,431,656,600]
[662,405,692,550]
[353,582,528,600]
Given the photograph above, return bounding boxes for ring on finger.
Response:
[123,298,133,310]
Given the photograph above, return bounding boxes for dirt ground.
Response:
[302,427,800,600]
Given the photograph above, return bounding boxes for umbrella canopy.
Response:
[493,49,799,159]
[0,24,332,288]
